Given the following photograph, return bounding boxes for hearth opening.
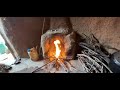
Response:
[45,35,66,61]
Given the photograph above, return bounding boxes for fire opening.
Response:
[39,29,77,73]
[45,35,66,61]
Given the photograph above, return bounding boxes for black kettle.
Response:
[109,51,120,73]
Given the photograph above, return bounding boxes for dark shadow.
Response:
[42,17,51,34]
[65,17,73,33]
[74,32,84,60]
[39,17,51,60]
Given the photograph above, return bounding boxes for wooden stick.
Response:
[32,59,56,73]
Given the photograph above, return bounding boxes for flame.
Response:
[54,40,61,58]
[45,36,66,61]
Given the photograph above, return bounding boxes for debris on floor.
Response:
[0,64,12,73]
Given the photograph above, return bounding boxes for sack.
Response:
[27,46,39,61]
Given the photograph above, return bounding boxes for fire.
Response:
[45,36,66,61]
[54,40,61,58]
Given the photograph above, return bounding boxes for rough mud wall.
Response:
[1,17,50,58]
[70,17,120,54]
[50,17,120,54]
[2,17,119,58]
[50,17,73,33]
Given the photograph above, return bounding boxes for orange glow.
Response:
[54,40,61,58]
[45,36,66,61]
